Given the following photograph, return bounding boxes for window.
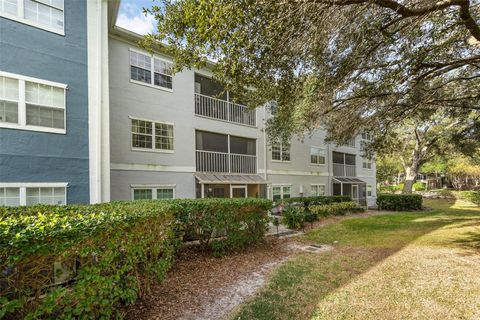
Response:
[132,186,175,200]
[311,184,326,196]
[25,186,66,205]
[131,118,174,152]
[310,147,326,165]
[367,184,372,197]
[130,50,173,90]
[362,132,373,141]
[363,158,373,169]
[0,0,64,34]
[344,137,356,147]
[157,188,174,199]
[0,183,67,206]
[272,143,290,161]
[0,75,18,124]
[26,81,65,129]
[272,185,291,201]
[0,187,20,206]
[0,72,66,133]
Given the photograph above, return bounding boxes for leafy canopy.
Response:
[143,0,480,143]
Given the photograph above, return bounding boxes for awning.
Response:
[194,173,269,184]
[332,177,367,184]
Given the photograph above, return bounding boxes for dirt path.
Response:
[124,210,398,320]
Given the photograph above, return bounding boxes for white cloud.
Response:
[116,12,156,35]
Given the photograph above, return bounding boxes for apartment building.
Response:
[0,0,376,206]
[107,23,377,206]
[0,0,110,205]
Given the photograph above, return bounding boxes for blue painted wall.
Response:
[0,1,90,203]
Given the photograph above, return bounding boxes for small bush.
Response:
[282,206,305,229]
[413,182,426,191]
[457,191,480,205]
[173,198,271,253]
[376,194,423,211]
[278,195,351,207]
[309,201,365,217]
[378,185,398,193]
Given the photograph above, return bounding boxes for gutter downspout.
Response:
[262,106,269,199]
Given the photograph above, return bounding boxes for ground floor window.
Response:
[132,185,175,200]
[272,185,291,201]
[311,184,326,196]
[367,184,372,197]
[0,183,67,206]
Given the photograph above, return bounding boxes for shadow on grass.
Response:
[233,199,480,320]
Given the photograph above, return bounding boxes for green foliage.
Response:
[282,206,305,230]
[144,0,480,152]
[376,155,402,183]
[172,198,271,252]
[413,182,426,192]
[309,202,364,217]
[456,191,480,205]
[278,195,351,207]
[376,194,423,211]
[378,184,403,193]
[0,198,271,319]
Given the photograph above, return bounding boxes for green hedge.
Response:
[309,201,365,218]
[171,198,271,254]
[456,191,480,205]
[413,182,426,191]
[0,198,271,319]
[278,195,351,207]
[281,202,364,229]
[376,194,423,211]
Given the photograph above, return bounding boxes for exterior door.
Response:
[352,185,359,201]
[230,185,247,198]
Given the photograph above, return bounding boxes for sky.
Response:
[116,0,157,35]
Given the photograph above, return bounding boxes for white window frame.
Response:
[130,116,174,153]
[310,184,326,196]
[272,184,291,200]
[362,158,373,169]
[366,184,373,197]
[129,48,173,92]
[0,71,67,134]
[310,146,326,165]
[0,0,65,35]
[361,132,373,141]
[343,137,356,148]
[0,182,67,206]
[130,184,176,200]
[271,142,291,162]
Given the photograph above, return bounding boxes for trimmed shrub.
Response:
[0,201,180,319]
[278,195,351,207]
[376,194,423,211]
[282,206,305,229]
[413,182,426,191]
[309,201,365,217]
[0,198,271,319]
[172,198,271,252]
[457,191,480,205]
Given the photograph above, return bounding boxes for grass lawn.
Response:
[233,199,480,320]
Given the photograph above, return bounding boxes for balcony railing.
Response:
[196,150,257,174]
[333,164,356,177]
[195,93,256,126]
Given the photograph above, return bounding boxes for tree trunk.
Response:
[402,166,417,194]
[402,156,421,194]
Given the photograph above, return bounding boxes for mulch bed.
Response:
[123,237,293,320]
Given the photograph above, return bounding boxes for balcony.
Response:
[195,93,256,127]
[333,164,356,177]
[196,150,257,174]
